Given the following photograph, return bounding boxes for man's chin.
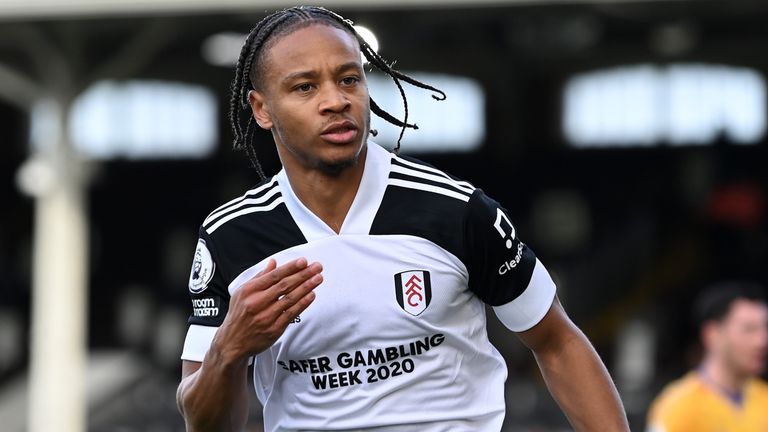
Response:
[313,143,366,176]
[314,156,359,176]
[740,359,766,377]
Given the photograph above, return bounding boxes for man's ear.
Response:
[248,89,273,130]
[701,321,720,351]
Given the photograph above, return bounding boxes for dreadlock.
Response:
[229,6,446,180]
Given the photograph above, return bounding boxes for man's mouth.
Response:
[320,121,359,144]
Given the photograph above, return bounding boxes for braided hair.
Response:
[229,6,446,179]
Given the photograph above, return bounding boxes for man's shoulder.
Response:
[380,152,510,228]
[647,372,710,432]
[200,176,287,237]
[197,175,305,258]
[749,377,768,400]
[195,175,306,280]
[651,373,707,414]
[386,152,476,204]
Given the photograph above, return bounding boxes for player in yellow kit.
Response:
[647,282,768,432]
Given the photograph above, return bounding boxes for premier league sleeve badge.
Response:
[189,239,216,294]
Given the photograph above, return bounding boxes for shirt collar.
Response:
[276,140,391,242]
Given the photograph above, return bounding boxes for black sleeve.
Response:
[186,226,230,327]
[463,189,538,306]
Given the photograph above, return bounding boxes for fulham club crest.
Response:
[394,270,432,316]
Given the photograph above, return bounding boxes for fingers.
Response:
[241,258,309,292]
[255,258,276,277]
[235,256,322,327]
[272,273,323,328]
[265,262,322,299]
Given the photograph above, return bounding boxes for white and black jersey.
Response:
[182,142,556,431]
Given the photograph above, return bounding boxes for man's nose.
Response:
[319,86,351,113]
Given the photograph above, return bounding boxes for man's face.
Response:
[249,23,370,175]
[712,299,768,377]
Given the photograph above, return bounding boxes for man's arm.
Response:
[516,297,629,432]
[176,258,323,432]
[177,357,249,432]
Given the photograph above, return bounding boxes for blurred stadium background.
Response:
[1,0,767,431]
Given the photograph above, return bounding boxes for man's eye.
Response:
[341,77,359,85]
[295,83,313,92]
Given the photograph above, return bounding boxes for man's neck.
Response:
[282,147,368,234]
[700,356,749,396]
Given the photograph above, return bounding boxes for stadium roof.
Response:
[0,0,690,20]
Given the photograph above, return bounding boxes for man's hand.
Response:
[212,257,323,366]
[177,257,323,432]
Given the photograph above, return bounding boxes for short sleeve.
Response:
[181,227,231,362]
[464,189,556,331]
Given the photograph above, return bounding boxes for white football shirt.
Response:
[182,142,556,431]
